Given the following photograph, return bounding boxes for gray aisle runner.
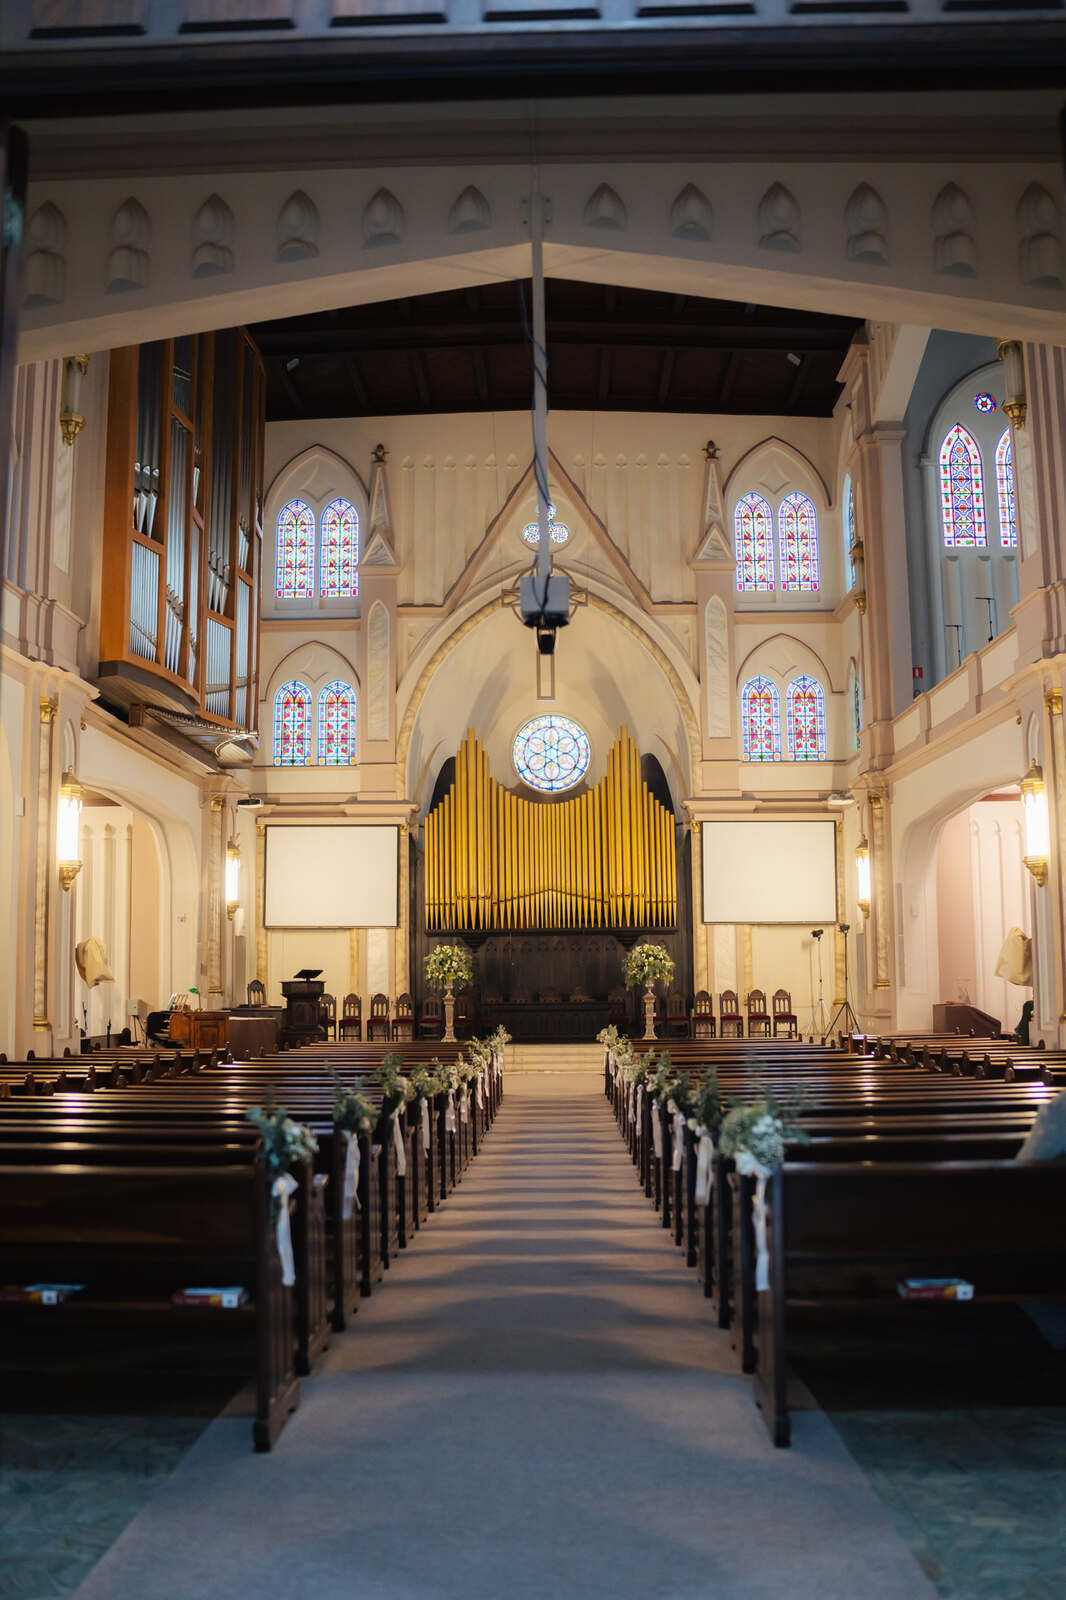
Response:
[74,1072,938,1600]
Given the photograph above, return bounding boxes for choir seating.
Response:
[665,990,689,1039]
[319,993,337,1041]
[691,991,716,1040]
[338,993,362,1040]
[247,979,266,1005]
[455,992,473,1038]
[719,990,743,1038]
[608,987,628,1029]
[418,995,443,1039]
[393,993,415,1043]
[367,993,391,1042]
[540,987,562,1004]
[772,989,798,1038]
[746,989,771,1037]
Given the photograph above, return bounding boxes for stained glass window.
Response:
[850,665,863,751]
[843,474,856,589]
[735,493,775,591]
[320,498,359,598]
[318,680,357,765]
[273,680,312,765]
[275,500,315,599]
[939,425,986,548]
[786,675,827,761]
[513,714,590,792]
[974,392,996,414]
[740,676,781,762]
[521,503,571,547]
[779,492,820,592]
[996,429,1017,549]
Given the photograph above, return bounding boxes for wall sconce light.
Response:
[1021,760,1050,885]
[60,355,90,446]
[57,769,84,890]
[855,835,871,916]
[850,537,867,614]
[997,339,1026,430]
[225,838,241,920]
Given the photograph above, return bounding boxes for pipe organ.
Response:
[425,728,677,932]
[100,328,264,730]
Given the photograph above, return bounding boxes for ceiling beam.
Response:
[345,353,370,411]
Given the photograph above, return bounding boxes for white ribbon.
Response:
[342,1131,362,1220]
[694,1132,715,1205]
[737,1153,772,1292]
[445,1090,457,1133]
[475,1071,484,1110]
[392,1111,407,1178]
[459,1086,470,1124]
[651,1101,663,1159]
[272,1172,298,1287]
[420,1096,431,1149]
[671,1107,685,1173]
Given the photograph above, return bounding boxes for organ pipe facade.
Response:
[425,728,676,932]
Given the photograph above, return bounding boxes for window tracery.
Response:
[939,425,987,548]
[276,500,315,599]
[740,675,781,762]
[320,498,359,598]
[318,680,358,765]
[273,679,313,765]
[735,493,775,591]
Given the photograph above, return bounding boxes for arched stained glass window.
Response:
[273,680,313,766]
[318,680,357,765]
[735,493,775,591]
[779,492,820,591]
[849,664,863,751]
[939,425,986,548]
[843,474,856,589]
[996,429,1017,549]
[786,675,827,761]
[513,715,590,792]
[740,676,781,762]
[320,498,359,598]
[276,500,315,599]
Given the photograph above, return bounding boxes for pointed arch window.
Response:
[273,680,313,765]
[996,429,1017,549]
[779,492,820,591]
[735,493,775,592]
[276,500,315,599]
[939,425,986,548]
[849,663,863,752]
[786,675,827,761]
[318,680,358,765]
[320,498,360,598]
[740,675,781,762]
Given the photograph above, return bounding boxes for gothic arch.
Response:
[722,435,831,507]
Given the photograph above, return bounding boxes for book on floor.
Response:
[171,1287,249,1308]
[0,1283,86,1304]
[897,1278,974,1301]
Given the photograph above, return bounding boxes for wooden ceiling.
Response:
[250,280,862,422]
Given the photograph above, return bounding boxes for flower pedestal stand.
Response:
[443,983,456,1043]
[642,981,657,1042]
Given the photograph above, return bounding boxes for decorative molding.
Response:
[192,193,235,278]
[932,182,977,278]
[277,189,319,262]
[583,182,627,231]
[844,183,889,266]
[1017,182,1064,291]
[669,183,712,242]
[24,202,66,309]
[106,196,151,293]
[757,182,800,254]
[447,185,492,235]
[362,187,404,248]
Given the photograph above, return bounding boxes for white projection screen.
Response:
[265,826,398,928]
[702,820,837,924]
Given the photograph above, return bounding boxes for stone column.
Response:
[33,695,57,1045]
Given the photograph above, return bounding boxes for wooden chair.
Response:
[540,987,562,1004]
[393,992,415,1043]
[338,993,362,1040]
[691,990,716,1040]
[719,990,743,1038]
[418,995,442,1039]
[320,993,337,1041]
[367,993,391,1042]
[247,979,265,1006]
[665,990,689,1038]
[772,989,799,1039]
[747,989,771,1038]
[512,985,531,1004]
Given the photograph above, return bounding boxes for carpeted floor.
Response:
[64,1070,938,1600]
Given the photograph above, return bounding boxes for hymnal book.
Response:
[897,1278,974,1301]
[0,1283,85,1305]
[171,1287,248,1309]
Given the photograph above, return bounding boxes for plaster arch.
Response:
[263,443,369,621]
[724,436,838,607]
[736,631,836,693]
[723,435,832,507]
[263,640,360,706]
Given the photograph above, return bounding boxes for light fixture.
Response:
[225,838,241,920]
[851,537,867,614]
[997,338,1026,430]
[59,355,90,446]
[56,769,84,890]
[855,835,871,916]
[1021,760,1050,886]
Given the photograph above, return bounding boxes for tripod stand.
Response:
[804,930,831,1042]
[825,922,861,1044]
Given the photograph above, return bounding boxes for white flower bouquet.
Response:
[622,942,675,991]
[329,1068,376,1135]
[424,943,473,991]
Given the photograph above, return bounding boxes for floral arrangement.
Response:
[718,1088,807,1174]
[465,1036,493,1070]
[489,1025,511,1055]
[622,942,675,991]
[690,1067,722,1136]
[247,1093,318,1216]
[435,1059,462,1092]
[328,1068,376,1135]
[410,1064,445,1099]
[597,1024,622,1052]
[424,944,473,991]
[370,1051,414,1108]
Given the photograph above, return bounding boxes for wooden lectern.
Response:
[281,969,326,1048]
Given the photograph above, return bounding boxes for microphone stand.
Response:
[825,923,861,1045]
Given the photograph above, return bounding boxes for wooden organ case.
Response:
[99,328,265,731]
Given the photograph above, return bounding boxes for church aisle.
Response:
[72,1071,938,1600]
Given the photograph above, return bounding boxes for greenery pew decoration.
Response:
[246,1091,319,1285]
[329,1069,376,1221]
[719,1088,808,1291]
